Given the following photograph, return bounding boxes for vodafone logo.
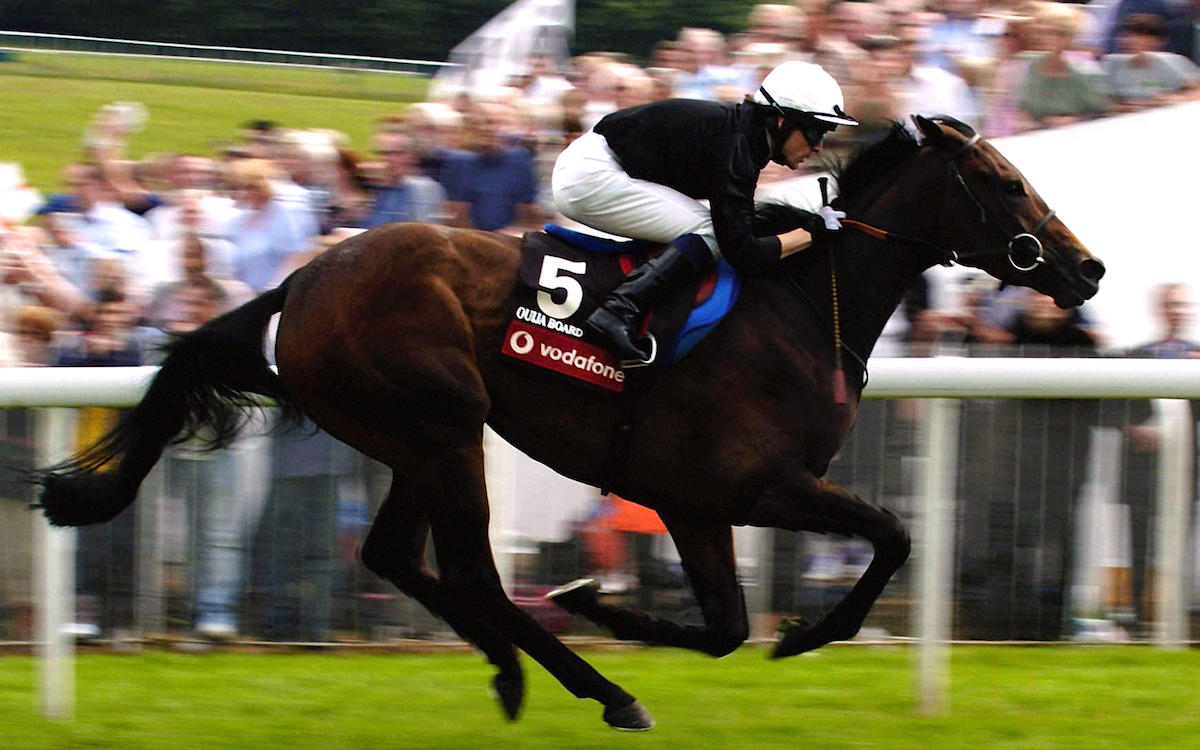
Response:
[501,320,626,392]
[509,330,534,355]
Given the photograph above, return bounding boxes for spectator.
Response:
[37,211,105,291]
[443,102,541,233]
[982,11,1039,136]
[1129,282,1200,359]
[1008,287,1101,354]
[272,130,332,237]
[1017,3,1113,128]
[923,0,999,75]
[151,273,256,640]
[363,132,448,228]
[669,33,709,99]
[1,221,94,317]
[145,235,252,337]
[813,0,877,87]
[42,163,152,260]
[9,305,61,366]
[1180,0,1200,63]
[144,157,239,243]
[225,158,308,292]
[678,27,747,100]
[239,119,280,159]
[744,3,807,50]
[402,102,463,189]
[323,147,373,230]
[52,285,144,640]
[1115,283,1200,634]
[251,418,359,642]
[942,273,1018,347]
[53,288,143,367]
[1102,13,1200,109]
[522,52,575,106]
[858,25,980,129]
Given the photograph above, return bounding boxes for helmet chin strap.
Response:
[763,113,790,165]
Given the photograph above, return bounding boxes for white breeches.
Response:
[551,130,720,258]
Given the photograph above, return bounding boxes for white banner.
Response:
[987,101,1200,351]
[430,0,574,100]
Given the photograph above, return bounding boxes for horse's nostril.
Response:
[1080,258,1106,284]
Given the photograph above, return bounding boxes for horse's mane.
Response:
[834,115,976,202]
[832,121,920,203]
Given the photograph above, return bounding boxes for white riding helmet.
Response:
[753,61,859,127]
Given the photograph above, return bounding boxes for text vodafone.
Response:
[538,343,625,384]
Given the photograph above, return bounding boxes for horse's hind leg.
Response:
[360,474,525,719]
[742,475,911,658]
[550,515,749,657]
[419,440,653,730]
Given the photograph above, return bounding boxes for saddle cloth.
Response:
[499,224,741,392]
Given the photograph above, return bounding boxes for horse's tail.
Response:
[36,277,300,527]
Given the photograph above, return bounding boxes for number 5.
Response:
[537,256,586,319]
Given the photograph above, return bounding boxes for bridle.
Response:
[942,132,1056,272]
[841,128,1057,274]
[787,124,1062,400]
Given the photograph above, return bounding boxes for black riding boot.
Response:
[585,239,709,363]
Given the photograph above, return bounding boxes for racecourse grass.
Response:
[0,51,429,193]
[1,646,1198,749]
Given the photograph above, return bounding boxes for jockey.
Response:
[552,61,858,363]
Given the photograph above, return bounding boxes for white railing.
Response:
[6,358,1198,719]
[0,30,456,76]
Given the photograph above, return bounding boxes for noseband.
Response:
[943,133,1056,272]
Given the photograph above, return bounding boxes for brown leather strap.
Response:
[840,219,891,241]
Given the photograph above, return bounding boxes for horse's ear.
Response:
[913,115,945,147]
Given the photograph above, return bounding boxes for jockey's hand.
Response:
[817,205,846,231]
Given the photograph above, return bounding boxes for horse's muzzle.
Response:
[1052,254,1105,307]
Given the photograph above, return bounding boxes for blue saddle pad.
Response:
[543,224,741,365]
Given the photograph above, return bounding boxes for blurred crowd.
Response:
[0,0,1197,643]
[0,0,1196,369]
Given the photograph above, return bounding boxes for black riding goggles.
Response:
[759,86,838,147]
[793,117,836,148]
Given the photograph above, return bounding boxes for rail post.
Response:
[915,398,959,715]
[33,407,77,720]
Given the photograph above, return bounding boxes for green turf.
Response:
[0,51,430,193]
[1,646,1197,749]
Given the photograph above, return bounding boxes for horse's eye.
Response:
[1004,180,1025,197]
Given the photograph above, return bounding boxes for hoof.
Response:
[771,616,855,659]
[490,672,524,721]
[545,578,600,614]
[603,699,655,731]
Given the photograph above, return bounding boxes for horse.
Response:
[35,116,1104,730]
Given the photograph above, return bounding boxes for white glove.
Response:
[817,205,846,231]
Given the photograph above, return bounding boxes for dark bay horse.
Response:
[36,116,1103,730]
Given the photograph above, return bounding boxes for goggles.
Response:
[758,86,839,147]
[794,117,836,148]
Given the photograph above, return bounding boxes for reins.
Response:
[840,218,959,267]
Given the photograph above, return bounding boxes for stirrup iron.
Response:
[620,333,657,369]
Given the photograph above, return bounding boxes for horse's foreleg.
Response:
[742,475,911,658]
[548,516,748,657]
[423,441,653,730]
[359,475,525,720]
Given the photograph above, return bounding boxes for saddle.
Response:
[500,224,741,392]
